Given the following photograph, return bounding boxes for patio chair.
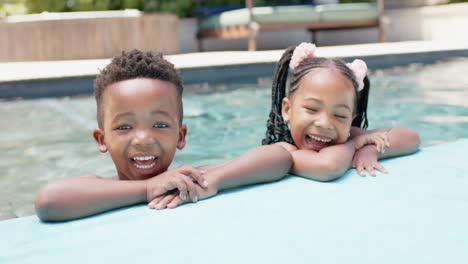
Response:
[195,0,385,51]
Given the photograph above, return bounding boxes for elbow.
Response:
[410,130,421,152]
[271,144,294,179]
[34,183,64,222]
[318,163,345,182]
[398,128,421,154]
[299,162,345,182]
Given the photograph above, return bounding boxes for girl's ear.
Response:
[177,124,187,150]
[281,97,291,122]
[93,128,108,153]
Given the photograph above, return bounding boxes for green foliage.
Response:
[13,0,468,18]
[0,0,27,17]
[339,0,371,3]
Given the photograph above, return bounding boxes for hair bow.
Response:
[289,42,316,72]
[346,59,368,91]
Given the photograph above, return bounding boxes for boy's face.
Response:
[93,78,186,181]
[282,68,355,151]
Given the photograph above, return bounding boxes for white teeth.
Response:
[308,135,332,143]
[134,162,156,169]
[133,156,155,161]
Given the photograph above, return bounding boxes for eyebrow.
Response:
[303,97,352,111]
[113,110,172,121]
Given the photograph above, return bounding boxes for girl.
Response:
[262,42,420,181]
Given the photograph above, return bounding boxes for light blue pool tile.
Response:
[1,139,467,263]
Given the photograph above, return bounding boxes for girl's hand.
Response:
[352,131,390,152]
[148,182,218,210]
[145,164,208,204]
[352,145,388,177]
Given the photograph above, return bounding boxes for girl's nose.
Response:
[315,112,333,130]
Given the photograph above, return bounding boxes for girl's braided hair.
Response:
[261,46,370,145]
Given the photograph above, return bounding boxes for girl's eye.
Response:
[116,125,131,130]
[154,123,169,129]
[335,114,348,119]
[305,107,318,112]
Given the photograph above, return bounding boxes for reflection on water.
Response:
[1,58,468,220]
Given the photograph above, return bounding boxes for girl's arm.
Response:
[286,142,356,182]
[351,127,420,159]
[148,144,293,209]
[209,144,292,191]
[351,127,420,176]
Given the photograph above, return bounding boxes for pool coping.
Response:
[1,40,468,99]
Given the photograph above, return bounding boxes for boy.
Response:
[35,50,292,221]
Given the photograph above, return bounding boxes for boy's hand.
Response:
[352,131,390,152]
[148,182,218,210]
[352,145,388,177]
[145,164,208,204]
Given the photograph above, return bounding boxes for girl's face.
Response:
[282,68,355,151]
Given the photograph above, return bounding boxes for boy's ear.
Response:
[93,128,108,153]
[281,97,291,122]
[177,124,187,150]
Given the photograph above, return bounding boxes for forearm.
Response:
[382,127,420,158]
[291,141,355,182]
[205,145,292,191]
[370,127,420,159]
[35,177,147,222]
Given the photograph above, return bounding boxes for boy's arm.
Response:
[35,176,147,222]
[35,165,207,221]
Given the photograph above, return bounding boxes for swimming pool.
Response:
[1,57,468,220]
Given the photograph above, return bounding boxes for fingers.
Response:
[355,161,388,177]
[364,163,376,177]
[374,133,390,153]
[167,196,184,209]
[177,172,199,203]
[374,162,388,174]
[172,172,199,203]
[356,164,366,177]
[179,164,208,188]
[149,192,178,210]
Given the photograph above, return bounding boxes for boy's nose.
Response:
[132,130,156,147]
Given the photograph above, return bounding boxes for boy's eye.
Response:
[116,125,131,130]
[154,123,169,129]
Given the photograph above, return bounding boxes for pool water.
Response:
[1,58,468,220]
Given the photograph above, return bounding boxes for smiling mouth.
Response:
[305,134,333,150]
[131,155,157,170]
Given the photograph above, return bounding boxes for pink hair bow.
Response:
[346,59,368,91]
[289,42,316,72]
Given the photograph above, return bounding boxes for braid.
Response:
[352,76,370,129]
[262,45,371,145]
[262,47,295,145]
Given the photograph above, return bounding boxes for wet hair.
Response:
[262,46,369,145]
[94,49,184,128]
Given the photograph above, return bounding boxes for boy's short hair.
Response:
[94,49,184,128]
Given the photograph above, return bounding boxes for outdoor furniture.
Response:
[195,0,385,51]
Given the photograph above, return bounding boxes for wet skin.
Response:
[282,68,356,151]
[93,78,186,181]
